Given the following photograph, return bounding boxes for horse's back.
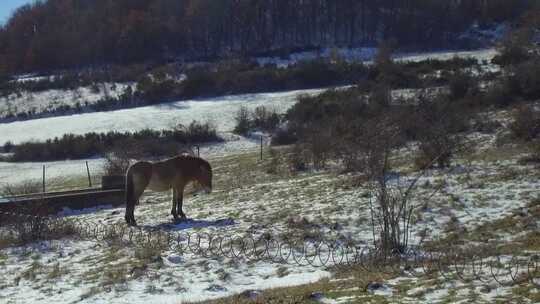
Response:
[147,160,177,191]
[128,161,153,176]
[127,161,153,185]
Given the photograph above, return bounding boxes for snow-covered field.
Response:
[0,130,538,303]
[394,48,498,64]
[0,88,326,145]
[0,47,499,124]
[2,45,539,303]
[256,47,498,68]
[0,83,134,119]
[0,135,265,188]
[0,88,327,188]
[0,95,538,303]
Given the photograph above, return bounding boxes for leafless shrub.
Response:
[510,104,540,141]
[370,85,392,108]
[102,139,145,176]
[365,119,443,255]
[415,135,460,169]
[265,147,282,175]
[233,106,251,135]
[0,204,77,248]
[414,97,468,169]
[234,105,281,135]
[519,140,540,164]
[288,144,309,173]
[103,151,133,176]
[449,71,477,100]
[307,127,333,169]
[335,141,365,173]
[1,180,42,197]
[252,106,280,132]
[472,116,503,134]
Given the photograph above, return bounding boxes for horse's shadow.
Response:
[150,218,236,231]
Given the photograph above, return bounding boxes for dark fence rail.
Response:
[0,189,124,215]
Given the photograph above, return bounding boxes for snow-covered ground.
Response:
[256,47,378,67]
[12,74,57,83]
[0,96,538,303]
[256,47,498,68]
[394,48,498,64]
[3,45,538,303]
[0,88,326,145]
[0,48,499,123]
[0,130,537,303]
[0,83,134,119]
[0,158,105,187]
[0,87,332,188]
[0,239,329,304]
[0,135,265,188]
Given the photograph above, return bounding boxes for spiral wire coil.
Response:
[0,210,538,287]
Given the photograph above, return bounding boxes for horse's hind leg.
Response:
[178,190,186,219]
[126,183,145,226]
[125,204,137,226]
[171,188,179,221]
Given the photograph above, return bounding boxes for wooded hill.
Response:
[0,0,535,73]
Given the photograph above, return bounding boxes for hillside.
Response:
[0,0,533,73]
[1,2,540,304]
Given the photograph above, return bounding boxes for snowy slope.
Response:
[0,88,325,188]
[394,48,498,64]
[256,47,498,68]
[0,136,265,187]
[1,131,537,303]
[0,88,326,145]
[0,83,134,119]
[0,48,498,124]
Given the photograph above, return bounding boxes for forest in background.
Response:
[0,0,536,74]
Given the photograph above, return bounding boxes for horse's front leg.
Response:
[125,203,137,226]
[171,188,179,220]
[178,189,186,219]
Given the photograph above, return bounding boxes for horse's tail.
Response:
[124,165,137,225]
[125,166,134,207]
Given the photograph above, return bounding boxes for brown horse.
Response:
[124,155,212,226]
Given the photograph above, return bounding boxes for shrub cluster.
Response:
[8,121,220,162]
[280,81,472,172]
[510,105,540,141]
[233,106,281,135]
[2,55,482,123]
[1,65,146,97]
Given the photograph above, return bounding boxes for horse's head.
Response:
[196,160,213,194]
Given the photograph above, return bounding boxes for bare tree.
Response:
[364,118,445,255]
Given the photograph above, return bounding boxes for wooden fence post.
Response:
[260,136,263,161]
[86,161,92,187]
[42,165,46,193]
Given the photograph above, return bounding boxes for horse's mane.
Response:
[176,154,211,170]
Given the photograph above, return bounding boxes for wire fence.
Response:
[0,210,538,287]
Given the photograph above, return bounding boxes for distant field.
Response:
[0,88,327,146]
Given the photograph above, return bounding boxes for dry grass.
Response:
[187,265,399,304]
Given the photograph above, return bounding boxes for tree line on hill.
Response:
[0,0,535,74]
